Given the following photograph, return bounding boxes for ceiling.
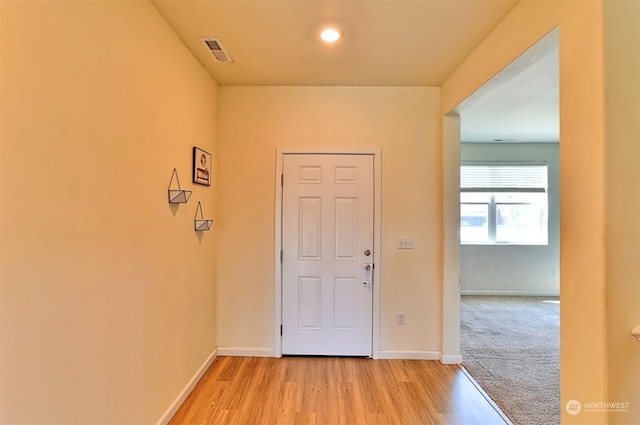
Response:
[151,0,520,86]
[152,0,558,143]
[459,41,559,143]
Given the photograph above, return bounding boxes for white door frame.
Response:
[274,148,382,359]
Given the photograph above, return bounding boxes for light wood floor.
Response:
[168,356,509,425]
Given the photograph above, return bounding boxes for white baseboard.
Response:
[440,354,463,364]
[155,348,218,425]
[217,347,276,357]
[378,350,440,360]
[461,290,559,297]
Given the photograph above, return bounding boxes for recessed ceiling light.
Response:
[320,28,341,43]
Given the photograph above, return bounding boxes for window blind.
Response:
[460,164,547,192]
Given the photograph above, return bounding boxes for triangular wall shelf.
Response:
[168,168,192,204]
[194,201,213,231]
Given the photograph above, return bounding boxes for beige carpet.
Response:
[461,296,560,425]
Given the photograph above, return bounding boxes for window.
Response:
[460,163,548,245]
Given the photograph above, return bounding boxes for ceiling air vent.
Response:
[200,37,233,63]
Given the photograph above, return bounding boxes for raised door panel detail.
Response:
[334,278,356,330]
[299,197,321,259]
[335,197,357,260]
[335,166,358,184]
[299,166,322,184]
[298,277,320,330]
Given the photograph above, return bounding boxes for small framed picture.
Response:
[193,147,212,186]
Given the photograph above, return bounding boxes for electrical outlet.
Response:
[397,312,406,325]
[398,238,414,249]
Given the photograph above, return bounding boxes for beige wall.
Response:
[217,86,443,356]
[443,0,608,423]
[604,1,640,423]
[1,1,218,423]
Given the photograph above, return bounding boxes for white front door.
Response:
[281,154,374,356]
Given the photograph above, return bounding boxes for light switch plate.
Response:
[398,238,414,249]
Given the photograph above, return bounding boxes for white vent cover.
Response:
[200,37,233,63]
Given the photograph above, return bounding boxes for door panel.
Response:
[335,198,358,259]
[334,277,356,330]
[282,154,374,356]
[298,277,320,329]
[299,197,321,259]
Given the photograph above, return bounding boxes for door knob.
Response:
[364,249,371,256]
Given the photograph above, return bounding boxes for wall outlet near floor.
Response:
[398,238,414,249]
[397,312,406,325]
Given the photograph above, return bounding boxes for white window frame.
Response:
[460,162,549,245]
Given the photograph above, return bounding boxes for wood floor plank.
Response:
[168,357,508,425]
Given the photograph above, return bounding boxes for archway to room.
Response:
[451,29,560,425]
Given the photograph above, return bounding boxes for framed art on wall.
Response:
[193,147,212,186]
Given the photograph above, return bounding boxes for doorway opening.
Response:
[451,28,560,425]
